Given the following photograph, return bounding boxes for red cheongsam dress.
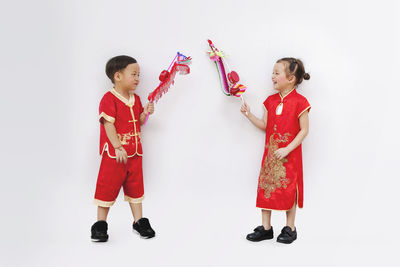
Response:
[94,88,145,207]
[256,89,311,210]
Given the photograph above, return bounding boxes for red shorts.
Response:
[94,154,144,207]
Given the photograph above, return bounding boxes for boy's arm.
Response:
[139,112,147,125]
[274,111,309,159]
[104,121,122,148]
[103,121,127,164]
[140,102,155,125]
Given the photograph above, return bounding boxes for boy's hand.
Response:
[274,147,290,160]
[144,102,155,115]
[240,101,250,116]
[115,146,128,164]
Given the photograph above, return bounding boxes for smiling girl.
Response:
[241,58,311,244]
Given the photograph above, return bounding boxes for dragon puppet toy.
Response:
[206,39,247,106]
[144,52,191,124]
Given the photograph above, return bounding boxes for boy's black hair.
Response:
[105,55,137,83]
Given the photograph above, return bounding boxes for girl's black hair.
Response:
[277,57,310,85]
[105,55,137,83]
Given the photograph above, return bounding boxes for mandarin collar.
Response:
[111,88,135,107]
[279,88,296,101]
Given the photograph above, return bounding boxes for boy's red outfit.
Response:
[94,88,145,207]
[256,89,311,210]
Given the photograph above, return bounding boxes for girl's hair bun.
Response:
[277,57,309,85]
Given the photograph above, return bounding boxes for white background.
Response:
[1,0,399,266]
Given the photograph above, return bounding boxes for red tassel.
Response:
[148,63,190,103]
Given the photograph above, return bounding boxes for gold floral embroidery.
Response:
[258,131,291,198]
[117,132,141,145]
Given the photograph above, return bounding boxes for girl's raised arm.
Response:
[241,101,267,131]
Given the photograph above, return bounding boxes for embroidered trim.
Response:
[99,112,115,123]
[111,88,135,107]
[298,106,311,118]
[257,206,300,211]
[124,195,144,204]
[94,198,116,207]
[100,143,143,158]
[129,107,141,154]
[279,88,295,101]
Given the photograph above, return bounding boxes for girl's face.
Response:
[116,63,140,91]
[271,62,295,91]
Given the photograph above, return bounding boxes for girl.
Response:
[241,58,311,244]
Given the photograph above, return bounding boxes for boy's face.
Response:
[115,63,140,91]
[271,62,295,91]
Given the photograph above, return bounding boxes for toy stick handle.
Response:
[144,103,151,125]
[241,95,248,116]
[167,53,178,71]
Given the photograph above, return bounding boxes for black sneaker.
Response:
[132,218,155,239]
[277,226,297,244]
[246,226,274,242]
[91,220,109,242]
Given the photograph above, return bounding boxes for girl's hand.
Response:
[115,146,128,164]
[274,147,290,160]
[240,101,250,116]
[144,102,155,115]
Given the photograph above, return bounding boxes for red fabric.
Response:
[95,154,144,202]
[99,91,144,157]
[256,89,310,210]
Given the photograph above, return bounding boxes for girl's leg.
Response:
[129,202,143,222]
[277,202,297,244]
[247,209,273,241]
[261,209,272,230]
[97,206,110,221]
[286,202,297,231]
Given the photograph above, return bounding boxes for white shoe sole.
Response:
[132,229,155,239]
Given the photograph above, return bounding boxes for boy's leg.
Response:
[129,202,142,222]
[94,154,125,208]
[123,156,145,222]
[261,209,272,230]
[124,156,155,238]
[91,154,125,242]
[97,206,110,221]
[130,201,155,239]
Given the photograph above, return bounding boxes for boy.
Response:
[91,55,155,242]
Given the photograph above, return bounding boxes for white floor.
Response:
[2,170,397,267]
